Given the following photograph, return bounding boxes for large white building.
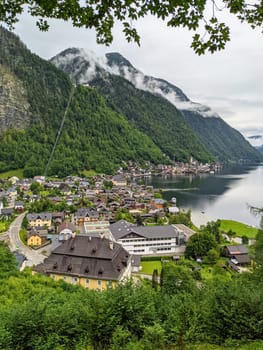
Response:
[110,220,195,256]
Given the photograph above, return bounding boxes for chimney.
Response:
[109,241,114,250]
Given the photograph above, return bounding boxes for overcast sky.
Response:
[13,10,263,142]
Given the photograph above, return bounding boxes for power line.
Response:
[44,86,76,176]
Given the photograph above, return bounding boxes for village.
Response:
[0,161,252,291]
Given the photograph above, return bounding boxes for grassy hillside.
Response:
[220,220,259,239]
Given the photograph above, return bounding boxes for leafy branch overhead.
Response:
[1,1,263,54]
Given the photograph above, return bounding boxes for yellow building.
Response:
[27,234,42,247]
[27,228,48,247]
[34,235,131,291]
[27,213,52,228]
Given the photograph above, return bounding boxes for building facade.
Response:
[34,236,131,290]
[110,220,195,256]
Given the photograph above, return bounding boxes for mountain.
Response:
[1,28,261,178]
[0,27,166,176]
[105,52,262,163]
[51,49,213,163]
[52,48,261,163]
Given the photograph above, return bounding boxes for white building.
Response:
[110,220,195,256]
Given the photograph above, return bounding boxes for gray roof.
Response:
[226,245,248,255]
[57,221,76,234]
[74,208,99,219]
[234,254,250,264]
[34,236,130,281]
[27,212,52,221]
[110,220,180,240]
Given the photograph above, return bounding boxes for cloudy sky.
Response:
[13,9,263,143]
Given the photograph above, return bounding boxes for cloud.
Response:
[13,10,263,138]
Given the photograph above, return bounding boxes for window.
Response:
[86,279,89,284]
[97,280,102,286]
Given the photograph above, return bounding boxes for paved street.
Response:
[7,213,45,267]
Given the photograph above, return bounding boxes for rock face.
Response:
[0,64,31,133]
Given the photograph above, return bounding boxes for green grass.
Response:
[200,260,232,281]
[140,261,162,275]
[19,229,27,245]
[0,222,8,233]
[81,169,97,177]
[220,219,259,239]
[0,169,24,179]
[182,342,263,350]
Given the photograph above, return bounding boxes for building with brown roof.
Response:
[27,227,48,247]
[34,236,131,290]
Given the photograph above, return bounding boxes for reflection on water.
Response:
[146,163,263,227]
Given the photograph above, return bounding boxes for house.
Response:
[110,220,189,256]
[27,213,52,228]
[33,176,46,184]
[150,198,167,210]
[84,220,111,238]
[14,201,25,212]
[112,175,127,187]
[52,212,65,226]
[34,236,131,290]
[9,176,20,185]
[1,208,14,219]
[27,227,48,247]
[131,255,142,272]
[57,221,76,241]
[224,245,250,270]
[168,206,179,214]
[74,208,100,226]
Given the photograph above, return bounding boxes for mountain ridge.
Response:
[0,28,261,178]
[51,48,262,163]
[0,28,166,176]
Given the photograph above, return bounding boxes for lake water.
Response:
[146,163,263,228]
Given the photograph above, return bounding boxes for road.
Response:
[7,213,45,267]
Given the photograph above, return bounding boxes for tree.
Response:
[135,213,143,226]
[250,206,263,229]
[1,1,263,54]
[0,242,18,277]
[200,220,222,243]
[185,231,217,259]
[204,248,219,265]
[152,269,159,290]
[30,181,43,195]
[160,264,196,295]
[254,229,263,267]
[168,210,193,227]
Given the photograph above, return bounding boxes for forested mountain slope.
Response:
[0,27,166,176]
[105,52,262,163]
[51,48,213,163]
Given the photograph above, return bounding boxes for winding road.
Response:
[7,213,45,267]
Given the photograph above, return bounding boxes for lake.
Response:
[146,163,263,228]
